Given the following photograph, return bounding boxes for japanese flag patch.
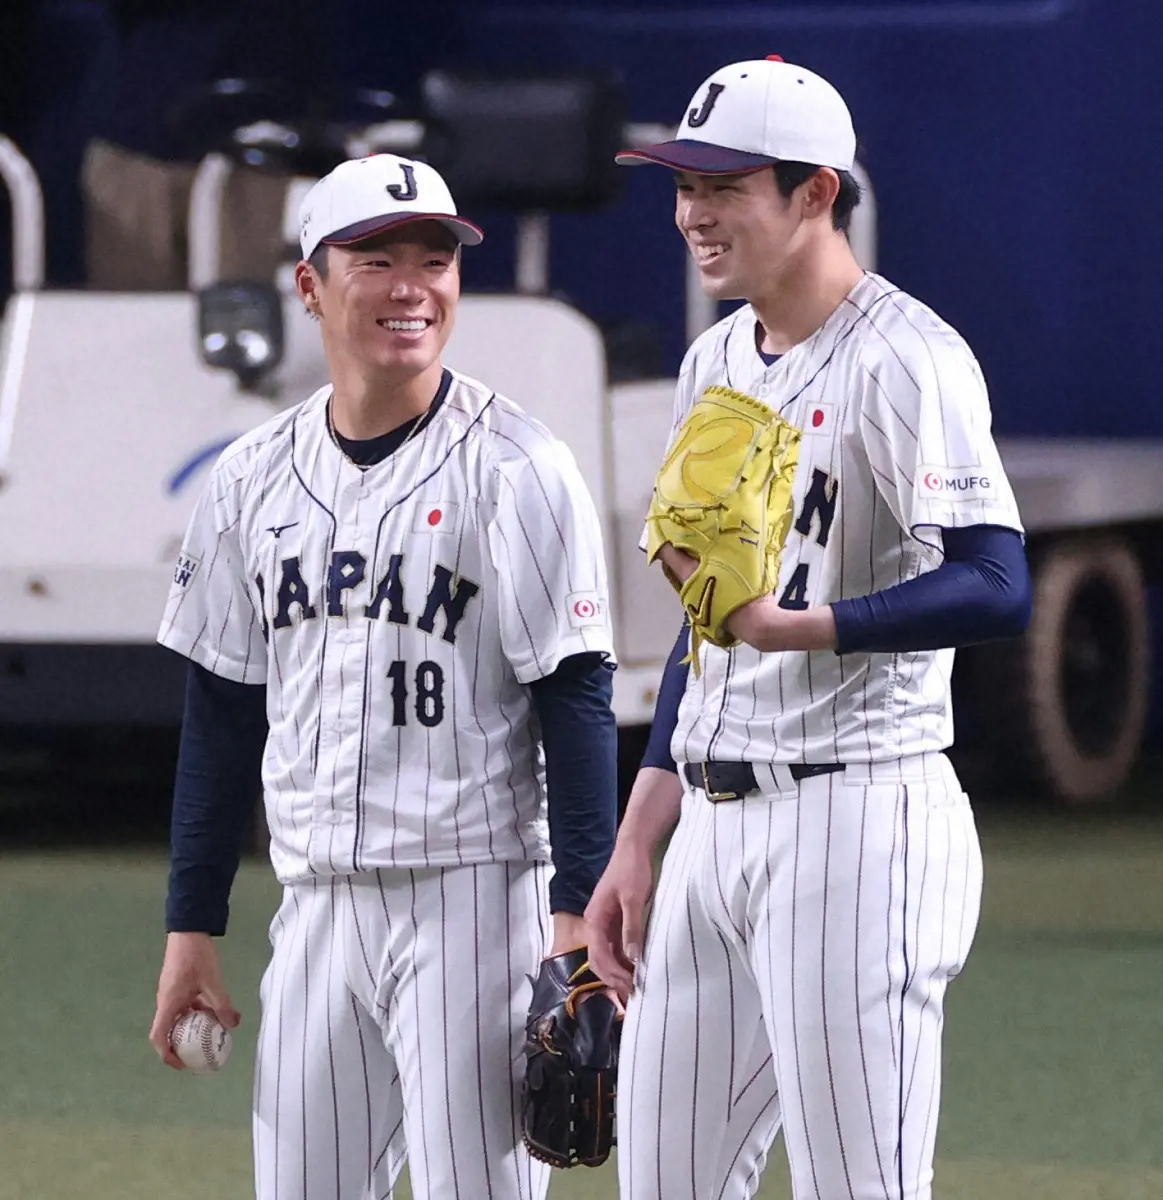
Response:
[413,503,460,534]
[803,402,835,436]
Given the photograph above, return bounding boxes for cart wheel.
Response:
[968,537,1150,802]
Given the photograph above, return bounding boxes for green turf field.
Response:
[2,804,1163,1199]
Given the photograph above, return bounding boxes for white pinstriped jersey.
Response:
[159,369,615,885]
[669,271,1023,765]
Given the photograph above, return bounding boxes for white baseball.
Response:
[170,1010,233,1075]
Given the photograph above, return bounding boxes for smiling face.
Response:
[674,168,807,303]
[297,221,461,384]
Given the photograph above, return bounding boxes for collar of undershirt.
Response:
[330,368,452,468]
[753,318,782,368]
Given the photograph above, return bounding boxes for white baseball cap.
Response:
[617,56,855,174]
[298,153,484,260]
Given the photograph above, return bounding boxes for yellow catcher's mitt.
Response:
[646,385,801,660]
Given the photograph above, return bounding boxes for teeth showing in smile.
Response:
[380,319,428,331]
[693,244,728,263]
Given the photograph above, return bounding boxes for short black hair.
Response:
[772,162,862,234]
[308,244,329,279]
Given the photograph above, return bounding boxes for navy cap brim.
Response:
[323,212,484,248]
[615,139,777,175]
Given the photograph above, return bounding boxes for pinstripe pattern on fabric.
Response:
[255,880,405,1200]
[619,758,982,1199]
[666,272,1023,767]
[158,370,614,888]
[254,862,552,1200]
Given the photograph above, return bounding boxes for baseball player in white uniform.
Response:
[147,153,620,1199]
[586,59,1031,1199]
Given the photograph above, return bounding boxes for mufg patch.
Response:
[566,591,604,629]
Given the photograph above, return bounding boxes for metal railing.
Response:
[0,137,45,291]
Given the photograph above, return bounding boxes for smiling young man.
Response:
[585,59,1031,1199]
[148,154,619,1200]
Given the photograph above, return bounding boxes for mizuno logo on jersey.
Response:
[255,553,481,645]
[266,522,300,539]
[173,553,201,588]
[918,465,992,500]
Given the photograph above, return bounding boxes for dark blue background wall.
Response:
[456,0,1163,439]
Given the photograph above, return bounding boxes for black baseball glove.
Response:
[521,946,622,1169]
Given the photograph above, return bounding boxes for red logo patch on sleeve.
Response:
[566,591,605,629]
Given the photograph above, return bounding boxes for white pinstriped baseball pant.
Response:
[253,862,551,1200]
[618,753,983,1200]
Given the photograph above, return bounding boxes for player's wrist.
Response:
[791,604,837,651]
[548,912,588,956]
[161,931,224,969]
[727,600,838,653]
[616,766,683,855]
[612,822,665,864]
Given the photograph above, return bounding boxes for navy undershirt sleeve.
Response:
[528,652,619,916]
[166,662,268,935]
[832,525,1031,654]
[640,623,691,774]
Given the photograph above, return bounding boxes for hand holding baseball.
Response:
[149,931,240,1070]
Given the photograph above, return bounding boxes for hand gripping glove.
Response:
[646,385,801,661]
[521,947,621,1169]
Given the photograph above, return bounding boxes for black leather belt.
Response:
[683,761,845,801]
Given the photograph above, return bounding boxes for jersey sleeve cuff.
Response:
[510,637,617,685]
[909,516,1025,559]
[157,631,264,685]
[910,509,1024,537]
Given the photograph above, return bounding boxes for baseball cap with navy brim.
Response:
[298,153,484,261]
[616,57,856,175]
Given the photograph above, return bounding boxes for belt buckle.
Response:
[700,762,741,803]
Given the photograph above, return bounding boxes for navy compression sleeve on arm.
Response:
[639,623,691,774]
[166,662,268,936]
[528,652,619,916]
[832,525,1031,654]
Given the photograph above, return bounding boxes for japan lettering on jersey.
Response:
[159,369,615,884]
[667,272,1023,767]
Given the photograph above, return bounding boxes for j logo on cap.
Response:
[386,163,418,202]
[687,83,725,129]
